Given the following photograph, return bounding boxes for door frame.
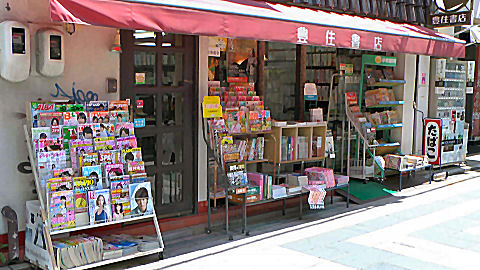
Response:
[119,30,199,217]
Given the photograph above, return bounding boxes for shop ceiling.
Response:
[49,0,465,58]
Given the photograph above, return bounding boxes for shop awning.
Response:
[50,0,465,58]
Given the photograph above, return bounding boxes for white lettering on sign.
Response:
[297,27,308,44]
[424,119,441,165]
[374,37,382,51]
[326,30,335,46]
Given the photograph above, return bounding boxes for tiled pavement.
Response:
[119,167,480,270]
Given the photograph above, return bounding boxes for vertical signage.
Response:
[424,118,442,165]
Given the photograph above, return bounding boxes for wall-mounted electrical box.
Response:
[36,29,64,77]
[0,21,30,82]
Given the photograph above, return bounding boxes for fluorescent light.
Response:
[162,43,172,47]
[133,31,156,39]
[136,42,156,47]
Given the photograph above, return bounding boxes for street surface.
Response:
[121,164,480,270]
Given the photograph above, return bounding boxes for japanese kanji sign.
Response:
[424,118,442,165]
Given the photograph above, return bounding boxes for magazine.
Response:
[105,163,124,180]
[127,161,145,175]
[32,127,60,141]
[89,111,109,124]
[131,173,147,183]
[38,112,63,127]
[111,179,131,221]
[81,165,103,189]
[47,177,73,192]
[87,101,109,112]
[53,168,74,178]
[108,101,129,111]
[121,148,142,163]
[88,189,112,225]
[30,102,56,128]
[62,126,78,153]
[56,104,85,113]
[260,110,271,131]
[98,150,121,165]
[38,151,68,180]
[69,139,94,173]
[109,111,129,125]
[98,123,114,138]
[73,177,96,218]
[114,122,135,137]
[248,111,261,132]
[49,190,75,231]
[116,136,137,150]
[62,112,81,126]
[94,137,116,151]
[78,124,100,139]
[130,182,154,217]
[34,138,63,154]
[78,152,99,168]
[225,161,247,186]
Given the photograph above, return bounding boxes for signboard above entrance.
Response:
[428,0,473,27]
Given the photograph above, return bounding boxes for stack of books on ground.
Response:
[53,235,103,269]
[101,234,160,260]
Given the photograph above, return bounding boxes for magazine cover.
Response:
[53,168,74,178]
[89,111,110,124]
[108,100,129,111]
[62,126,78,152]
[88,189,112,225]
[49,190,75,231]
[99,150,121,165]
[111,180,131,221]
[131,173,147,183]
[56,104,84,112]
[62,112,80,126]
[37,151,67,177]
[69,139,94,173]
[34,138,63,154]
[109,111,129,125]
[73,177,96,217]
[248,111,261,132]
[38,112,63,127]
[31,127,55,141]
[116,136,137,150]
[121,148,142,163]
[78,124,101,139]
[78,152,99,168]
[114,122,135,137]
[261,110,271,131]
[98,123,114,138]
[81,165,103,189]
[105,163,124,180]
[94,137,116,151]
[47,177,73,192]
[31,102,55,128]
[127,161,145,175]
[223,110,241,133]
[87,101,109,112]
[130,182,154,217]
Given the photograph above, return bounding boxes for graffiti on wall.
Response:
[51,82,99,104]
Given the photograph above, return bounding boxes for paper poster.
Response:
[227,39,257,83]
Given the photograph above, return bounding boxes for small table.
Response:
[386,164,432,191]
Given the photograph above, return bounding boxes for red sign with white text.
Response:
[424,118,442,165]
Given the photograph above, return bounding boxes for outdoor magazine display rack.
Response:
[23,106,164,269]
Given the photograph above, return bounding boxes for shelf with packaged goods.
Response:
[438,96,464,100]
[374,123,403,130]
[368,79,406,87]
[229,130,272,136]
[366,101,404,108]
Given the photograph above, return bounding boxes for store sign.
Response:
[434,0,469,12]
[428,0,472,27]
[297,27,308,44]
[202,96,222,118]
[424,118,442,165]
[363,55,396,67]
[134,118,145,128]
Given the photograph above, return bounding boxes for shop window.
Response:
[137,136,156,164]
[161,132,183,165]
[134,94,156,126]
[162,53,184,86]
[161,92,183,126]
[134,51,156,86]
[161,171,183,205]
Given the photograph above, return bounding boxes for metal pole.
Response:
[347,120,351,176]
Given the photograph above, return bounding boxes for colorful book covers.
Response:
[121,148,142,163]
[87,189,112,225]
[87,101,109,112]
[94,137,116,151]
[81,165,103,189]
[49,190,75,231]
[116,136,137,150]
[248,111,261,132]
[31,102,55,128]
[115,122,135,137]
[130,182,154,217]
[73,177,96,216]
[111,180,131,220]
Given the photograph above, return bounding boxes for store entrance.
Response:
[120,31,196,217]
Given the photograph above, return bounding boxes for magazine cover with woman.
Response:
[88,189,112,225]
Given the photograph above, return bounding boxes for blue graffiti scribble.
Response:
[51,82,99,104]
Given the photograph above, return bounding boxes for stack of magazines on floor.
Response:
[102,234,160,260]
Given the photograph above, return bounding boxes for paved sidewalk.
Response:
[122,168,480,270]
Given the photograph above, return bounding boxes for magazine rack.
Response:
[23,124,165,270]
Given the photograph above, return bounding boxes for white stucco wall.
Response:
[414,55,430,155]
[0,1,119,233]
[197,37,209,202]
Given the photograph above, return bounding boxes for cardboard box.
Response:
[385,154,408,170]
[228,193,261,204]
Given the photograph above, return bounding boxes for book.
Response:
[89,111,109,124]
[130,182,154,217]
[88,189,112,224]
[49,190,75,231]
[116,136,138,150]
[105,163,124,180]
[78,124,100,139]
[32,127,61,141]
[87,101,109,112]
[53,236,102,268]
[257,137,264,160]
[109,111,129,125]
[115,122,135,137]
[247,138,256,161]
[94,137,116,151]
[108,100,129,111]
[98,150,121,165]
[260,110,271,131]
[223,109,241,133]
[111,179,131,220]
[73,177,96,225]
[30,102,56,128]
[121,148,142,163]
[225,161,247,186]
[127,161,145,175]
[78,152,99,168]
[248,111,261,132]
[38,112,63,127]
[131,173,147,183]
[81,165,103,189]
